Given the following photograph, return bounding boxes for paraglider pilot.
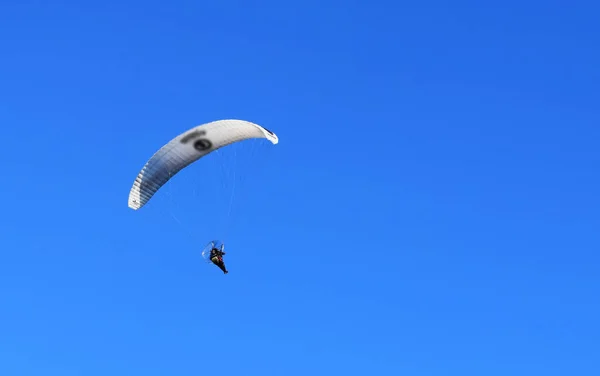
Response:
[210,244,228,274]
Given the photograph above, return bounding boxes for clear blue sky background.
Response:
[1,1,599,375]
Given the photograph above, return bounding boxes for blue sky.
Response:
[1,1,599,375]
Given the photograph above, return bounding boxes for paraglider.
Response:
[209,243,228,274]
[201,240,229,274]
[127,119,278,274]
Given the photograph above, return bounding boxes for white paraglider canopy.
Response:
[128,119,278,210]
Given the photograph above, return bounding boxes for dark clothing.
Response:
[209,248,228,274]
